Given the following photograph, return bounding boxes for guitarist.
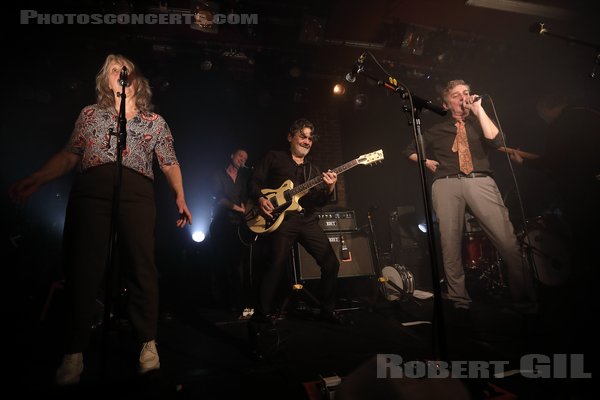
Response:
[248,118,342,324]
[208,148,252,317]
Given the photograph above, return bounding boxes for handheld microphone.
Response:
[345,52,367,83]
[118,66,129,87]
[460,96,482,105]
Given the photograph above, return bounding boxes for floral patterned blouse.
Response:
[64,104,179,180]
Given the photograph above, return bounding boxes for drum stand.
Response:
[381,276,422,307]
[478,258,507,296]
[517,227,542,293]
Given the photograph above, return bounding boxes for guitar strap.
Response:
[298,161,313,185]
[305,163,313,183]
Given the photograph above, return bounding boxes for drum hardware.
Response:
[467,259,507,296]
[518,215,571,287]
[465,216,483,233]
[461,224,506,296]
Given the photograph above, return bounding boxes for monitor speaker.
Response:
[297,231,375,280]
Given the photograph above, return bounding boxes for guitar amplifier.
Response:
[297,231,375,279]
[316,210,357,232]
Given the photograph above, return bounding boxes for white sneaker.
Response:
[55,352,83,386]
[139,340,160,373]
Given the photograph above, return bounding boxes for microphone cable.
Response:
[483,94,540,283]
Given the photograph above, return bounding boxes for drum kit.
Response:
[461,214,571,296]
[377,212,572,303]
[462,218,506,295]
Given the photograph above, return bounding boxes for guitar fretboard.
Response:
[289,159,360,196]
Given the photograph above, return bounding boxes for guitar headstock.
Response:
[357,149,384,166]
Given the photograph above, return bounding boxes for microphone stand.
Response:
[366,206,389,301]
[354,68,447,362]
[532,22,600,78]
[102,73,128,375]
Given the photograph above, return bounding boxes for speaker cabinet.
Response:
[297,231,375,280]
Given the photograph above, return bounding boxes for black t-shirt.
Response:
[211,167,250,225]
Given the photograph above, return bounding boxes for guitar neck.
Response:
[497,146,540,160]
[289,159,359,196]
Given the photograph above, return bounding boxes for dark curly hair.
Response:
[289,118,318,142]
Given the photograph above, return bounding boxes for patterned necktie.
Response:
[452,120,473,175]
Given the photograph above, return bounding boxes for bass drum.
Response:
[462,232,497,269]
[521,215,571,287]
[381,264,415,301]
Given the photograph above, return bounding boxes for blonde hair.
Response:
[95,54,153,113]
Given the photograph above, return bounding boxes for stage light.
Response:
[418,223,428,233]
[192,231,206,243]
[332,83,346,95]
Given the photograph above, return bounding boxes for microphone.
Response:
[345,52,367,83]
[118,66,129,87]
[403,93,447,117]
[240,164,253,170]
[461,95,481,104]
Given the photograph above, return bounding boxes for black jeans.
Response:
[255,214,339,315]
[62,164,158,353]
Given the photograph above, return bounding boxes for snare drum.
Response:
[381,264,415,301]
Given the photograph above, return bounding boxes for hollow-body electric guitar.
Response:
[245,150,384,234]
